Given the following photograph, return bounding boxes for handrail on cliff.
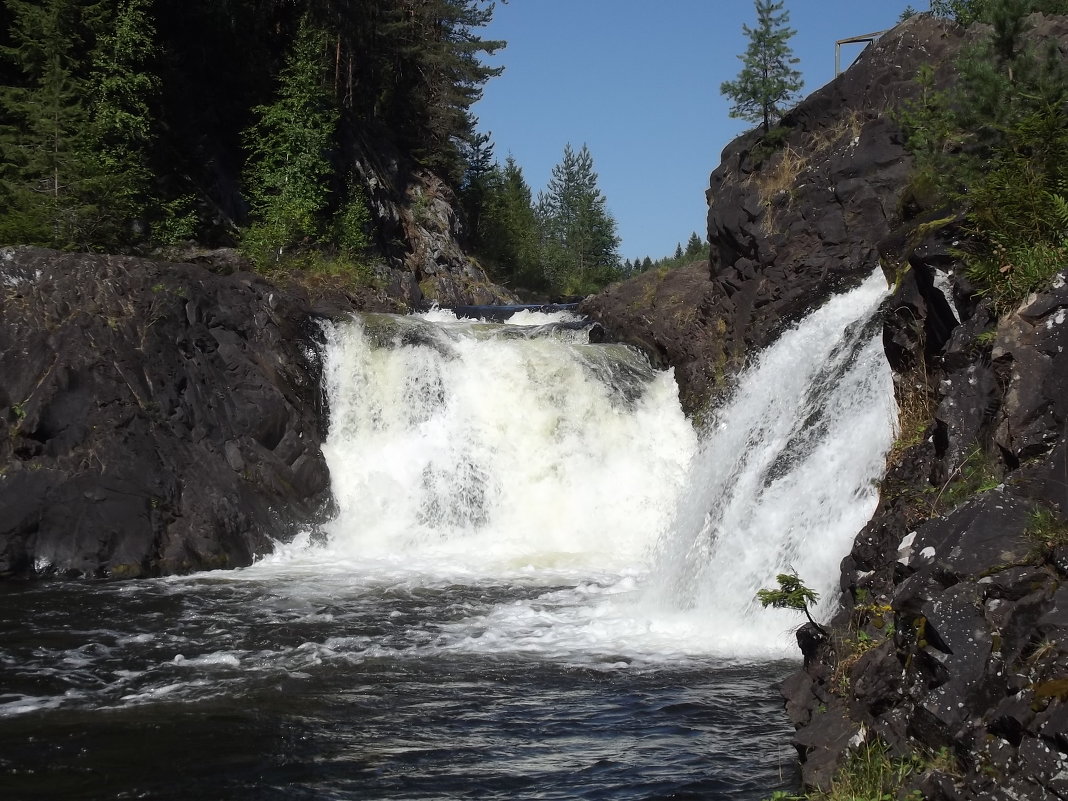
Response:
[835,29,889,76]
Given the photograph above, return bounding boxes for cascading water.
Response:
[268,269,896,661]
[0,277,898,801]
[317,308,697,576]
[645,269,897,653]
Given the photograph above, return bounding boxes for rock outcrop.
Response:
[351,139,518,308]
[0,247,350,578]
[585,14,965,414]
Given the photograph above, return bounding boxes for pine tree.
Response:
[476,157,542,289]
[241,16,339,266]
[83,0,159,247]
[375,0,504,185]
[536,143,621,295]
[719,0,803,132]
[0,0,93,246]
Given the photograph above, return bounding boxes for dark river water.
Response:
[0,573,798,801]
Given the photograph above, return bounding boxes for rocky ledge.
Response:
[0,247,353,578]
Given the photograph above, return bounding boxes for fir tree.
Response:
[0,0,92,246]
[719,0,803,132]
[241,16,339,266]
[536,143,621,295]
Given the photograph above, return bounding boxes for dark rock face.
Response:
[351,145,518,308]
[580,263,724,414]
[585,15,966,413]
[0,247,340,578]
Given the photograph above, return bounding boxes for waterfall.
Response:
[278,273,895,661]
[644,270,896,653]
[318,309,697,575]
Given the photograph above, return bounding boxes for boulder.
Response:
[0,247,336,578]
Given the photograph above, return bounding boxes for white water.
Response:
[248,273,896,663]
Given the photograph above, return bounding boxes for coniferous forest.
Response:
[0,0,634,298]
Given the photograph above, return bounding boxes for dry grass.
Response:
[742,143,808,234]
[886,364,933,468]
[803,109,866,156]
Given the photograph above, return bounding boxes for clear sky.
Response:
[473,0,914,263]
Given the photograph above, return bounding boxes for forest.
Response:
[0,0,632,298]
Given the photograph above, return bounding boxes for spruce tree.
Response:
[720,0,803,132]
[536,143,621,295]
[478,156,542,290]
[685,231,705,258]
[83,0,159,247]
[0,0,92,246]
[241,16,339,266]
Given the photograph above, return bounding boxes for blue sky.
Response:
[473,1,915,262]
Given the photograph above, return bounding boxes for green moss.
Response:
[1026,505,1068,558]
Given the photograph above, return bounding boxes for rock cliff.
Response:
[585,14,964,414]
[349,136,518,308]
[0,248,351,578]
[586,12,1068,799]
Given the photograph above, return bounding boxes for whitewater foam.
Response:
[233,284,896,663]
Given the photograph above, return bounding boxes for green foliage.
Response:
[720,0,804,132]
[0,0,161,250]
[767,739,958,801]
[757,571,823,631]
[931,446,1002,511]
[929,0,993,23]
[334,185,373,261]
[629,233,710,275]
[815,740,924,801]
[536,143,622,296]
[900,4,919,19]
[898,0,1068,311]
[0,0,94,247]
[83,0,159,247]
[241,17,338,267]
[374,0,504,184]
[894,64,957,204]
[475,156,545,292]
[155,195,199,246]
[1026,506,1068,554]
[0,0,507,259]
[929,0,1068,22]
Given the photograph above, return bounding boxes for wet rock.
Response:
[906,493,1034,580]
